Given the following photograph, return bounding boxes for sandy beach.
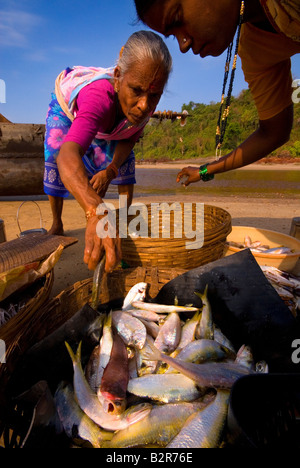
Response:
[0,162,299,298]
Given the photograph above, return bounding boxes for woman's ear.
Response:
[114,66,121,93]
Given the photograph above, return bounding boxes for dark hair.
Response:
[134,0,159,22]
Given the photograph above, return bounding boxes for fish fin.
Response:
[142,338,163,362]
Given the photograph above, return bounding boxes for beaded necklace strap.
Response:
[215,1,245,160]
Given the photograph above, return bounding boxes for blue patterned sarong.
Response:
[43,93,136,198]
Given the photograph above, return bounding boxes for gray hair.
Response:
[117,30,172,80]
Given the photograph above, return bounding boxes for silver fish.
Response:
[175,339,234,365]
[132,301,200,314]
[87,312,113,393]
[112,310,147,350]
[252,247,292,255]
[127,309,165,322]
[214,327,236,354]
[136,336,158,376]
[167,390,230,448]
[99,312,113,371]
[54,382,113,448]
[154,312,181,354]
[139,318,160,339]
[244,236,252,248]
[144,341,252,390]
[104,402,208,448]
[235,345,255,371]
[195,285,214,340]
[65,341,151,431]
[127,373,203,403]
[85,344,101,393]
[177,310,201,349]
[122,283,147,310]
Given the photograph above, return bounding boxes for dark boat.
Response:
[0,114,45,196]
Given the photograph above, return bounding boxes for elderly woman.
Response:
[133,0,300,186]
[44,30,172,271]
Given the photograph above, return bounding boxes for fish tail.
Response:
[65,341,82,365]
[194,284,209,304]
[142,338,163,362]
[105,311,112,328]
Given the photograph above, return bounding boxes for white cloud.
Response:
[0,10,42,48]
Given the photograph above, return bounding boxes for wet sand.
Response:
[0,162,299,298]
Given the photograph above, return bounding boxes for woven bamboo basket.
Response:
[119,203,232,269]
[0,270,54,385]
[0,266,185,445]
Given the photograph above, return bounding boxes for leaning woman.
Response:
[133,0,300,186]
[43,31,172,271]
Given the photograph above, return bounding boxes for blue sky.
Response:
[1,0,300,124]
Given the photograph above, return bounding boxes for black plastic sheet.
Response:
[155,249,300,373]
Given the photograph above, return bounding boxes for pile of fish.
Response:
[54,283,268,449]
[228,236,294,255]
[261,266,300,316]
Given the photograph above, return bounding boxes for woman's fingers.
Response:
[103,236,122,273]
[176,168,188,183]
[84,218,122,272]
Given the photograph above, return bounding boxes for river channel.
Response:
[134,167,300,199]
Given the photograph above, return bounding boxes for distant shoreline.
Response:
[136,159,300,171]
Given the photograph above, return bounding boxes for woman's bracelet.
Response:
[85,208,98,221]
[199,164,215,182]
[107,162,119,178]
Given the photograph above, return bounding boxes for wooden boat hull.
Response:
[0,122,45,196]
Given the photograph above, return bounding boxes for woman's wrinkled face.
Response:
[144,0,241,58]
[114,59,168,126]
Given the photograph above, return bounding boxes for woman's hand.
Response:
[84,215,122,272]
[176,166,201,187]
[90,167,116,197]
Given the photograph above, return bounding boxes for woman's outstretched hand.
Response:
[176,166,201,187]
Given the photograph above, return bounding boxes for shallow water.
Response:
[134,168,300,199]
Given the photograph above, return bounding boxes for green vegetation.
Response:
[134,89,300,162]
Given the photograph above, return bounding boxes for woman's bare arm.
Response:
[56,141,121,271]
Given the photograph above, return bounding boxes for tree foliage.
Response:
[135,89,300,161]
